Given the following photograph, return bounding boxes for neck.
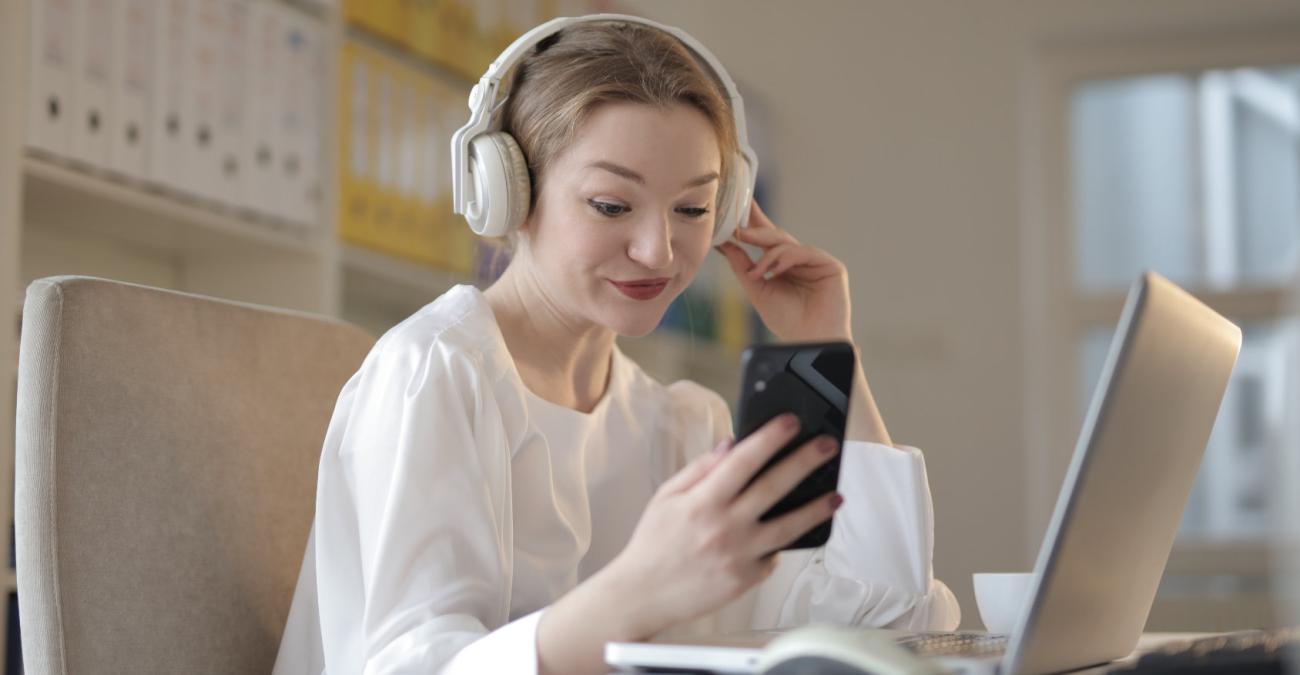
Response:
[484,253,616,413]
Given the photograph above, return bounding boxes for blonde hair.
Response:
[501,20,739,219]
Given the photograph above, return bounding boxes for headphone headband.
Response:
[450,14,758,244]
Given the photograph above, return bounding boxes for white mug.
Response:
[972,572,1034,634]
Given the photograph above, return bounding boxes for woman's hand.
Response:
[537,416,843,674]
[714,201,894,446]
[535,413,842,671]
[716,202,853,343]
[605,414,843,635]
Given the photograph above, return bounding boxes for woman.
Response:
[274,17,959,675]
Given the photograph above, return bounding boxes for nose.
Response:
[626,211,674,271]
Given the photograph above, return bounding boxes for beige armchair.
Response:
[14,276,374,674]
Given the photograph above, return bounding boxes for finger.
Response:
[699,413,801,504]
[731,435,839,519]
[746,551,780,585]
[752,491,844,556]
[749,244,836,282]
[717,242,768,297]
[748,243,799,281]
[747,200,778,230]
[764,247,838,282]
[736,225,797,248]
[660,437,732,494]
[716,241,757,276]
[762,254,799,281]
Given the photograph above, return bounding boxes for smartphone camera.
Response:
[751,358,776,392]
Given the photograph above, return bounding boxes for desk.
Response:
[605,632,1219,674]
[1071,632,1215,673]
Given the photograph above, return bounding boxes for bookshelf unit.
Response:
[0,0,746,669]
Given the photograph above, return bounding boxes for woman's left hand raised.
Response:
[716,201,853,343]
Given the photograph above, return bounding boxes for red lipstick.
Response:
[609,278,671,300]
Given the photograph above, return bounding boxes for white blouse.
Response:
[272,285,960,675]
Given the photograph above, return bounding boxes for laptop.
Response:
[606,272,1242,674]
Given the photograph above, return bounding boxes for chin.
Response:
[591,297,671,337]
[602,309,666,338]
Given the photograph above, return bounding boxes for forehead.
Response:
[555,102,722,182]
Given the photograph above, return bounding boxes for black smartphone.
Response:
[735,341,856,550]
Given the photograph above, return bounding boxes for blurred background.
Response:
[2,0,1300,670]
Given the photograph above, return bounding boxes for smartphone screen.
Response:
[735,341,855,550]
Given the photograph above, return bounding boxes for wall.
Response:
[622,0,1300,627]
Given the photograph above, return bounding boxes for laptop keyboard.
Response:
[896,631,1010,658]
[1106,626,1300,674]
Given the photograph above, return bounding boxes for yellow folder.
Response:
[338,41,379,251]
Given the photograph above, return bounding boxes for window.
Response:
[1072,67,1300,293]
[1023,27,1300,625]
[1056,63,1300,629]
[1069,67,1300,543]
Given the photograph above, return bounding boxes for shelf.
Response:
[22,154,323,259]
[340,243,474,320]
[281,0,332,21]
[344,23,476,91]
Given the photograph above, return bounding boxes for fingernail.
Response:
[782,414,800,431]
[818,437,838,454]
[712,437,735,455]
[829,493,844,509]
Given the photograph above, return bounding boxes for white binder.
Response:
[304,27,327,228]
[245,1,284,221]
[271,1,299,223]
[72,0,115,169]
[292,11,326,227]
[274,7,323,226]
[185,0,226,202]
[26,0,78,158]
[214,0,251,210]
[108,0,154,179]
[148,0,190,193]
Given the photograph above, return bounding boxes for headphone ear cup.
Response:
[466,132,532,237]
[712,157,751,246]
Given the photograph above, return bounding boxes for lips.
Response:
[609,277,671,301]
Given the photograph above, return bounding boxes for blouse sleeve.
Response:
[750,441,961,631]
[666,383,960,635]
[312,335,543,674]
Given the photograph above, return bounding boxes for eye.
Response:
[676,206,710,219]
[587,199,630,218]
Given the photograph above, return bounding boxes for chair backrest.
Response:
[14,277,375,674]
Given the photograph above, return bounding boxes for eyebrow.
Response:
[586,160,719,189]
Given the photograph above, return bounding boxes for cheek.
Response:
[534,218,625,274]
[573,231,627,271]
[530,197,606,263]
[674,226,715,272]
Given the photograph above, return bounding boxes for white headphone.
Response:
[450,13,758,246]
